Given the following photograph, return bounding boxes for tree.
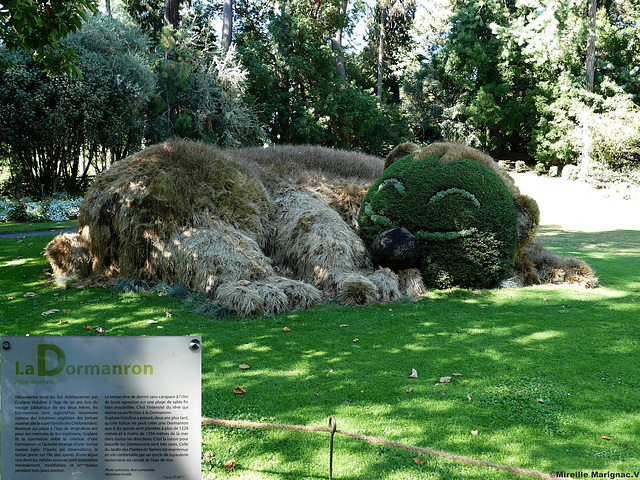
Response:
[0,0,98,77]
[153,20,265,147]
[120,0,165,42]
[585,0,597,92]
[164,0,180,28]
[0,14,156,195]
[234,0,411,153]
[331,0,349,78]
[221,0,234,51]
[361,0,415,105]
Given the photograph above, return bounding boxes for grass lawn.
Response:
[0,219,78,234]
[0,225,639,479]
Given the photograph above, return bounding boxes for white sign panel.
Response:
[1,336,202,479]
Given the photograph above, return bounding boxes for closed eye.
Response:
[377,178,406,195]
[427,188,480,209]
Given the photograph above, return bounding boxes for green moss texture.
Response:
[358,152,518,289]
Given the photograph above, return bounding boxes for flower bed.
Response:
[0,194,83,222]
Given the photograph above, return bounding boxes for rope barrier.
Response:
[202,417,571,479]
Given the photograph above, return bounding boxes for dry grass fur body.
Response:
[46,140,597,316]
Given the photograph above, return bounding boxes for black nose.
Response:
[371,227,420,271]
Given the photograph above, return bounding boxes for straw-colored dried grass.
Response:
[512,240,598,288]
[367,268,402,303]
[45,225,95,278]
[79,140,273,280]
[150,224,274,293]
[268,187,370,282]
[397,268,428,297]
[47,139,389,315]
[334,273,379,307]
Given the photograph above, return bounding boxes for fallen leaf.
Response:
[283,327,291,332]
[7,296,15,300]
[467,395,472,401]
[406,387,413,393]
[57,320,68,325]
[238,364,250,370]
[84,325,93,330]
[233,387,246,394]
[537,398,544,403]
[147,320,158,324]
[453,373,463,376]
[165,311,172,317]
[439,376,452,383]
[353,338,359,343]
[339,324,349,327]
[96,327,105,335]
[41,309,60,316]
[202,450,215,461]
[24,292,37,297]
[601,436,612,441]
[413,457,424,465]
[409,368,418,378]
[471,430,479,435]
[224,458,236,470]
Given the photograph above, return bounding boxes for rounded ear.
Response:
[384,143,420,170]
[514,194,540,254]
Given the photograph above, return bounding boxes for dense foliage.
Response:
[0,0,98,77]
[233,0,411,154]
[408,0,640,173]
[0,15,155,196]
[2,0,640,199]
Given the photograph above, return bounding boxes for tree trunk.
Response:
[164,0,179,28]
[331,0,348,79]
[221,0,234,51]
[377,6,385,104]
[105,0,111,17]
[585,0,597,92]
[581,0,597,180]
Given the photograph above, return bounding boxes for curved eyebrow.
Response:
[377,178,406,195]
[427,188,480,209]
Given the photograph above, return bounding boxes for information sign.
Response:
[1,336,202,479]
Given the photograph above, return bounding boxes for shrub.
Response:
[358,151,518,289]
[516,160,528,173]
[561,164,580,181]
[588,96,640,171]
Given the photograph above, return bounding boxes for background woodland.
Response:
[1,0,639,197]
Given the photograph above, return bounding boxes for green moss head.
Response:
[358,151,518,289]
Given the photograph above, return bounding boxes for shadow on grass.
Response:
[2,230,640,478]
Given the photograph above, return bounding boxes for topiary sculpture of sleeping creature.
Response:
[46,139,597,316]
